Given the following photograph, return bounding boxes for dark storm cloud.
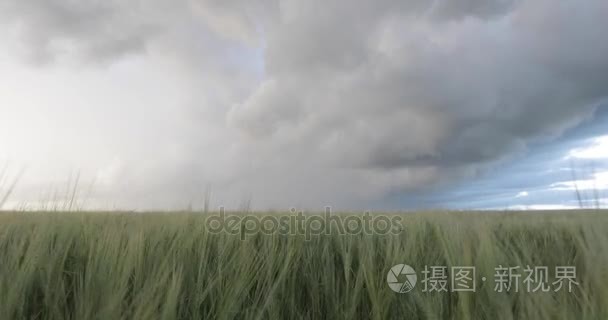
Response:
[230,0,608,178]
[2,0,608,209]
[389,107,608,210]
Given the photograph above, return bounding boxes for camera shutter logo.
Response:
[387,264,417,293]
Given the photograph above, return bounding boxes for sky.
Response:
[1,0,607,211]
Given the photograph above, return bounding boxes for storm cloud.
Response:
[1,0,608,209]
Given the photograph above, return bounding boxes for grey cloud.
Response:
[189,0,266,45]
[2,0,608,209]
[0,0,168,63]
[429,0,518,20]
[227,0,608,197]
[228,79,305,138]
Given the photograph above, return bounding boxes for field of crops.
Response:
[0,211,606,319]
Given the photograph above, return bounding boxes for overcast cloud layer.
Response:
[1,0,608,210]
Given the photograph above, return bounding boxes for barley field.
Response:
[0,211,606,319]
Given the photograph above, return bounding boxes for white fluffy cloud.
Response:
[1,0,608,209]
